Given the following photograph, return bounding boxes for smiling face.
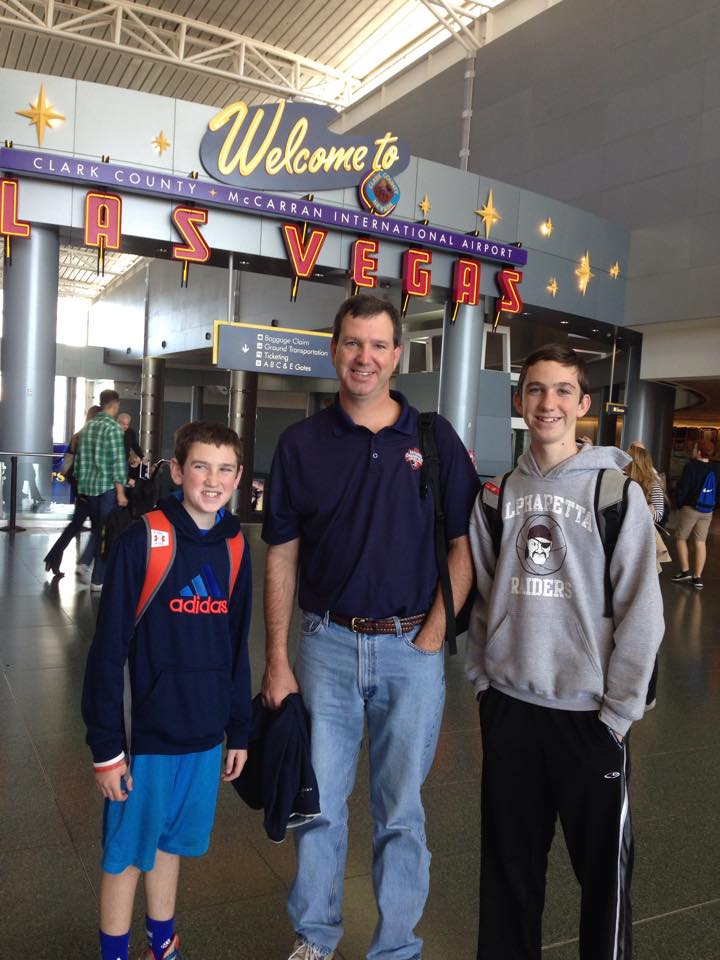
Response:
[331,310,402,405]
[170,441,242,529]
[515,359,591,452]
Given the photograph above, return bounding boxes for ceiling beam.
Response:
[0,0,358,106]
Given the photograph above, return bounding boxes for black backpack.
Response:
[100,462,174,559]
[418,412,477,656]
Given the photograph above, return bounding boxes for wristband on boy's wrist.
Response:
[93,752,126,771]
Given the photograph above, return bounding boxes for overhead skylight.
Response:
[306,0,505,106]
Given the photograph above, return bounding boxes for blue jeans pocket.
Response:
[402,633,442,656]
[301,611,324,636]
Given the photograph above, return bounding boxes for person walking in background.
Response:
[625,442,666,523]
[625,441,669,705]
[118,412,144,462]
[75,390,127,591]
[43,405,100,577]
[118,412,145,482]
[672,439,719,590]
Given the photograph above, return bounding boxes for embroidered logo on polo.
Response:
[404,447,424,471]
[169,564,228,614]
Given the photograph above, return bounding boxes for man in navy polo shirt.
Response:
[262,294,479,960]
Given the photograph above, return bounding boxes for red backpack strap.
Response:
[226,531,245,598]
[135,510,176,623]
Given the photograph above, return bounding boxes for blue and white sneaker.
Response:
[137,933,184,960]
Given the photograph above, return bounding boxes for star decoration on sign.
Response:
[16,85,65,146]
[609,261,621,279]
[419,194,431,218]
[475,190,502,239]
[547,277,558,298]
[575,251,594,296]
[152,131,172,156]
[210,188,217,197]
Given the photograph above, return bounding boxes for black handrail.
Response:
[0,450,62,534]
[0,455,25,533]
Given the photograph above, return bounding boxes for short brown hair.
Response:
[332,294,401,347]
[99,389,120,408]
[173,420,243,469]
[698,439,715,458]
[517,343,590,398]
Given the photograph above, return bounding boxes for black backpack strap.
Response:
[480,473,511,558]
[594,469,631,619]
[418,412,457,655]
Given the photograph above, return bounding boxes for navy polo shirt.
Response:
[262,391,479,618]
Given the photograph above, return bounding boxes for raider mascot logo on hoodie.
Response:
[511,512,573,599]
[516,514,567,576]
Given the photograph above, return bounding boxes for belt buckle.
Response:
[350,616,365,632]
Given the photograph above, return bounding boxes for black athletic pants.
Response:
[43,495,90,569]
[478,688,633,960]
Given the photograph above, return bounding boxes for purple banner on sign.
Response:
[0,148,528,267]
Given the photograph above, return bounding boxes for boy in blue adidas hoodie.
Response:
[82,421,252,960]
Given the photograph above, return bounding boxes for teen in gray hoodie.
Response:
[466,344,664,960]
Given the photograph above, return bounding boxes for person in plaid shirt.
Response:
[75,389,128,591]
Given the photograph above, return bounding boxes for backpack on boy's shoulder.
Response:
[480,468,629,617]
[694,467,717,513]
[480,469,659,708]
[417,412,477,656]
[134,508,244,622]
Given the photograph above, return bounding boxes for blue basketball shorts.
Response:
[102,745,222,874]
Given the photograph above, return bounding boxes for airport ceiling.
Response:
[0,0,508,111]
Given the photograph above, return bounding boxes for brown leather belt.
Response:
[329,612,426,635]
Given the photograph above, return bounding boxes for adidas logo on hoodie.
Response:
[169,596,228,615]
[169,567,227,615]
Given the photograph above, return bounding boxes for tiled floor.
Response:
[2,517,719,959]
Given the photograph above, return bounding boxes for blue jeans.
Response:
[81,489,117,585]
[289,612,446,960]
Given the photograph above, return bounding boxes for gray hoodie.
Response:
[465,444,664,735]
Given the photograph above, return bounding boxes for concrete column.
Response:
[622,380,676,478]
[596,385,611,446]
[65,376,77,438]
[438,299,485,448]
[139,357,166,464]
[620,342,642,444]
[228,371,257,519]
[0,225,59,504]
[190,385,204,422]
[306,392,326,417]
